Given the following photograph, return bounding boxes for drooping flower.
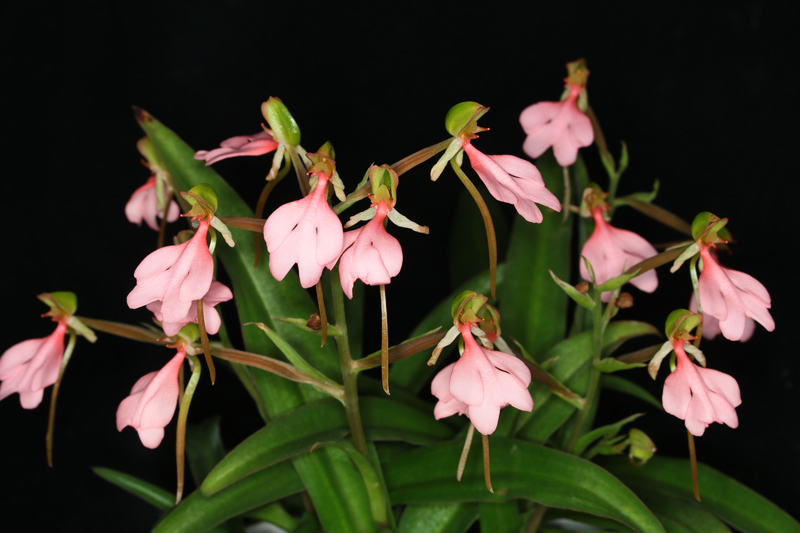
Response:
[689,295,755,342]
[335,201,402,298]
[126,176,181,231]
[698,246,773,342]
[263,173,344,288]
[662,340,741,437]
[194,131,278,165]
[463,143,561,223]
[127,219,214,326]
[581,207,658,301]
[0,321,67,409]
[147,281,233,337]
[431,323,533,435]
[520,69,594,167]
[116,349,185,449]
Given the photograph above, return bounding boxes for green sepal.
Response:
[664,309,700,338]
[594,358,644,373]
[444,101,488,137]
[38,291,77,316]
[449,290,488,324]
[597,269,640,293]
[92,467,173,511]
[271,316,343,337]
[691,211,728,242]
[261,97,301,146]
[549,269,595,309]
[574,413,644,456]
[181,183,219,216]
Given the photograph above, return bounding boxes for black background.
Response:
[2,1,798,531]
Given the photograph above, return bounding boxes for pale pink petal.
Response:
[707,391,739,429]
[130,245,185,286]
[449,350,486,407]
[552,135,579,167]
[125,179,153,227]
[520,101,562,135]
[484,351,532,387]
[0,322,67,409]
[0,338,46,379]
[566,107,595,147]
[464,147,518,204]
[314,206,346,267]
[740,316,756,342]
[264,200,307,253]
[116,372,157,431]
[495,371,534,412]
[698,367,742,408]
[19,389,45,410]
[194,131,278,165]
[466,401,502,435]
[485,155,545,187]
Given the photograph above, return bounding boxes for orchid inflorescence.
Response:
[2,59,786,532]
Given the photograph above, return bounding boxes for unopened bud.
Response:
[628,428,656,466]
[261,97,301,146]
[181,184,219,218]
[444,101,489,138]
[616,292,634,309]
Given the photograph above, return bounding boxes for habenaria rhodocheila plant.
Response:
[3,59,796,533]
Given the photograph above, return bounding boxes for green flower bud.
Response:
[628,428,656,466]
[181,184,219,218]
[261,97,301,146]
[369,165,398,205]
[37,291,78,317]
[445,101,489,138]
[307,142,337,178]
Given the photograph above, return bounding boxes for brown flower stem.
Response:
[687,430,702,502]
[157,206,169,249]
[690,255,705,346]
[457,424,476,482]
[196,299,216,385]
[75,317,168,345]
[481,434,494,493]
[253,156,291,268]
[46,329,76,467]
[562,165,571,222]
[524,505,548,533]
[315,281,328,347]
[216,216,266,233]
[288,147,310,197]
[625,199,693,236]
[450,159,498,300]
[176,353,201,505]
[586,105,609,164]
[350,329,445,371]
[391,138,452,177]
[329,266,370,458]
[623,246,688,278]
[379,284,390,395]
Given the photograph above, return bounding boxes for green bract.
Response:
[444,101,488,138]
[261,97,301,146]
[449,290,488,322]
[691,211,728,242]
[664,308,700,339]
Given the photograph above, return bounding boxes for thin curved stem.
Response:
[391,138,452,176]
[197,298,216,384]
[46,329,77,467]
[379,284,389,395]
[450,159,497,300]
[176,353,201,504]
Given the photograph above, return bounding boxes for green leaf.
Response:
[92,467,173,511]
[479,501,522,533]
[549,269,595,309]
[601,375,663,410]
[501,150,571,361]
[602,456,800,533]
[138,111,376,533]
[516,321,659,443]
[594,358,644,373]
[596,269,641,293]
[245,504,298,531]
[635,487,731,533]
[574,413,644,456]
[203,398,454,495]
[186,416,227,486]
[545,509,637,532]
[271,316,343,337]
[391,266,502,394]
[312,441,388,527]
[153,461,304,533]
[398,503,478,533]
[384,437,664,533]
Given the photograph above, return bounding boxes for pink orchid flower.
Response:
[463,143,561,223]
[431,323,533,435]
[125,176,180,231]
[689,295,755,342]
[116,349,185,448]
[263,173,344,288]
[520,84,594,167]
[0,321,67,409]
[580,207,658,302]
[333,201,403,299]
[127,219,214,327]
[698,246,774,342]
[147,281,233,337]
[194,131,278,165]
[663,340,741,436]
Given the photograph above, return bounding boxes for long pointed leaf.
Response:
[602,456,800,533]
[92,467,173,511]
[384,437,664,533]
[398,503,479,533]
